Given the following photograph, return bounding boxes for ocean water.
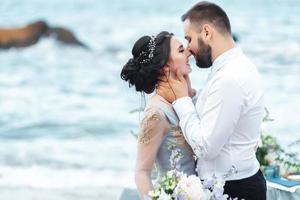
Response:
[0,0,299,199]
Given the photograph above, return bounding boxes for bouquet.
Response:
[145,143,228,200]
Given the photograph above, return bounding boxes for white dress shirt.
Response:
[173,46,264,181]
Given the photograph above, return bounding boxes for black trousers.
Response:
[224,170,266,200]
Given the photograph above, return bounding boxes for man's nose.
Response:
[185,48,192,57]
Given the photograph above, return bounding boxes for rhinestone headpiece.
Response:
[139,36,156,64]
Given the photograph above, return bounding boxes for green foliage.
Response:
[256,108,300,174]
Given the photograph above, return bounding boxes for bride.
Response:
[121,31,197,199]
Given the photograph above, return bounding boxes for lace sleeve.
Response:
[135,108,170,198]
[138,109,168,144]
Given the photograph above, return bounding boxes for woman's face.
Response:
[167,37,192,76]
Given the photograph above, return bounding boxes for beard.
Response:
[194,38,212,68]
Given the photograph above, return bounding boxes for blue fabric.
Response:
[267,187,300,200]
[267,177,300,187]
[154,102,196,177]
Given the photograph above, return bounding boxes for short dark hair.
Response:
[120,31,173,94]
[181,1,231,34]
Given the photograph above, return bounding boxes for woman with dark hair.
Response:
[121,31,197,199]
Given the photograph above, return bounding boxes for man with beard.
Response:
[157,1,266,200]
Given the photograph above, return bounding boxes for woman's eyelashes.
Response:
[178,47,184,53]
[177,44,184,53]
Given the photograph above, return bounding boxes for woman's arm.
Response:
[135,108,169,199]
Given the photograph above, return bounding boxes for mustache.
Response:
[190,50,196,56]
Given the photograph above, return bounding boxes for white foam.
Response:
[0,165,135,189]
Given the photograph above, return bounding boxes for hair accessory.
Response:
[139,36,156,64]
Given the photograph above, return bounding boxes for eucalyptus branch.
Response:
[257,108,300,174]
[288,139,300,147]
[263,107,274,122]
[129,107,144,114]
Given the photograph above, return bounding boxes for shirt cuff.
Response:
[172,96,195,119]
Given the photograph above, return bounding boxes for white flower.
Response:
[176,175,207,200]
[214,178,225,188]
[265,153,276,164]
[158,189,172,200]
[166,170,176,177]
[148,188,160,199]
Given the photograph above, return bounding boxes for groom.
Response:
[158,1,266,200]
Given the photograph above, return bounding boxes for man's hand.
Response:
[156,69,189,103]
[184,74,196,97]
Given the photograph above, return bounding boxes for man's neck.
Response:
[211,37,236,62]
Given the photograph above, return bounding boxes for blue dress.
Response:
[137,94,196,177]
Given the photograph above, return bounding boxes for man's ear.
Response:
[202,24,213,41]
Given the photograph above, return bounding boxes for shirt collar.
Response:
[207,46,243,81]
